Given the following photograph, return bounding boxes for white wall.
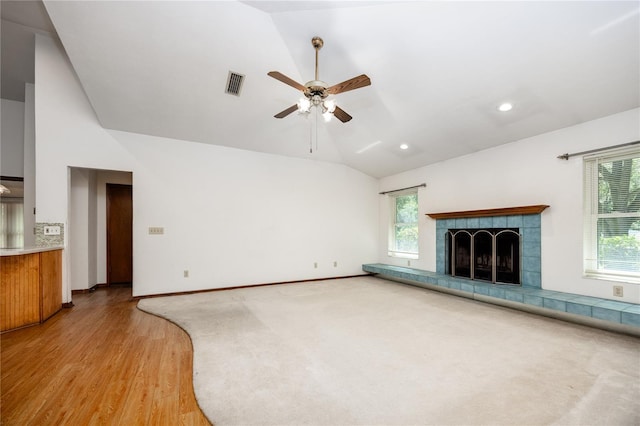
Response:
[69,168,97,291]
[23,84,36,246]
[35,34,379,300]
[39,26,637,304]
[379,108,640,303]
[1,99,25,177]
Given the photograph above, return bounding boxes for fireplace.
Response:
[429,205,549,289]
[447,228,521,285]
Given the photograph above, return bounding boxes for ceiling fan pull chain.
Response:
[309,114,313,153]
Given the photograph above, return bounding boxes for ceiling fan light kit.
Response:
[268,36,371,124]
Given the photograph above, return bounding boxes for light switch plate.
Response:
[148,227,164,235]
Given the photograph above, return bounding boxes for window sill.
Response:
[583,271,640,285]
[388,252,419,260]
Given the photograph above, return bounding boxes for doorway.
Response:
[106,184,132,286]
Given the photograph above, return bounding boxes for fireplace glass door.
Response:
[447,228,521,285]
[473,230,493,281]
[452,231,471,278]
[495,230,520,284]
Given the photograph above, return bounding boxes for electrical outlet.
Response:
[44,225,61,235]
[184,270,189,278]
[148,227,164,235]
[314,262,318,269]
[613,285,623,297]
[333,261,337,267]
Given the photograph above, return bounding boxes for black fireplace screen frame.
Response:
[445,228,521,285]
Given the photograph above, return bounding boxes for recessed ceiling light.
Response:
[400,144,409,150]
[498,103,513,112]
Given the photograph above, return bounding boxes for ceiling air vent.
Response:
[225,71,245,96]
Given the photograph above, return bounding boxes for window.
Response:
[584,149,640,282]
[0,198,24,249]
[389,191,419,258]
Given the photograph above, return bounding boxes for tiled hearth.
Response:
[361,263,640,333]
[362,206,639,333]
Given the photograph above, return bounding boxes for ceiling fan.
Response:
[268,37,371,123]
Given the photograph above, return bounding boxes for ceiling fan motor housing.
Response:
[304,80,329,99]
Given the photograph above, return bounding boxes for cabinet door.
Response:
[1,254,40,331]
[40,250,62,322]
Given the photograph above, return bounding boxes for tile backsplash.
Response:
[35,222,65,247]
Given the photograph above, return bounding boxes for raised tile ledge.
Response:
[362,263,639,336]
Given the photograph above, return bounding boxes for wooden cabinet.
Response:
[1,249,63,332]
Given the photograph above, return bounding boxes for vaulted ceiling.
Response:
[3,1,639,178]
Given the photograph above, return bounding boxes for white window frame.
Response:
[583,147,640,283]
[388,190,419,259]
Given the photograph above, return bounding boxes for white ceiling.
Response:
[3,1,639,178]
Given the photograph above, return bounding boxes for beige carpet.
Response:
[137,276,640,426]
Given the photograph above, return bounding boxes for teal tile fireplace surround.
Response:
[435,213,542,288]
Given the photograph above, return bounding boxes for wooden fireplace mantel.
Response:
[426,205,549,220]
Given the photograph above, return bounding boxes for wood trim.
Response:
[426,205,550,220]
[135,274,369,300]
[71,284,106,295]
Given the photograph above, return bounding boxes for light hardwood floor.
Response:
[1,286,211,425]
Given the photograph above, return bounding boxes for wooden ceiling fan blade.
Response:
[327,74,371,95]
[274,104,298,119]
[333,106,352,123]
[267,71,306,92]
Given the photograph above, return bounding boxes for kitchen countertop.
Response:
[1,246,64,256]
